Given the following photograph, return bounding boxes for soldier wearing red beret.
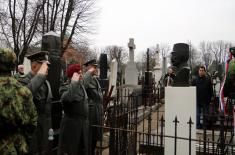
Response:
[58,63,96,155]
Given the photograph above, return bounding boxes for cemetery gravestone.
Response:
[125,38,138,85]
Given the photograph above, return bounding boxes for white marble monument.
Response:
[109,59,118,96]
[165,87,196,155]
[153,44,162,83]
[125,38,138,85]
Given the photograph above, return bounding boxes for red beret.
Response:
[67,64,81,79]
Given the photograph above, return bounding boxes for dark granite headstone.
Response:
[99,53,108,79]
[41,31,62,129]
[41,31,62,100]
[99,53,109,91]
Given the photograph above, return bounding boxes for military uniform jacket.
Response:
[14,73,25,80]
[0,76,37,155]
[18,72,53,154]
[84,72,103,140]
[58,72,92,155]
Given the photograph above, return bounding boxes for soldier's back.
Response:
[0,76,37,155]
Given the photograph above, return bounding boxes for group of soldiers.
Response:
[0,48,103,155]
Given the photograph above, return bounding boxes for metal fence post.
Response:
[187,117,193,155]
[220,112,225,155]
[203,117,207,154]
[160,115,164,147]
[173,116,179,155]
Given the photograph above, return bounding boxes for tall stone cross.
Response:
[153,44,162,83]
[125,38,138,85]
[128,38,136,63]
[155,44,160,66]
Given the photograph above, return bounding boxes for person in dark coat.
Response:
[192,66,213,129]
[18,51,53,154]
[58,64,96,155]
[84,59,103,155]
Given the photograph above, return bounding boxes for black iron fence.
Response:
[91,87,235,155]
[44,82,235,155]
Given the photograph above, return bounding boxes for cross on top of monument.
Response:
[156,44,160,53]
[128,38,136,49]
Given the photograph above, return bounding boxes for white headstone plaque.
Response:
[153,44,162,82]
[109,59,118,96]
[165,87,196,155]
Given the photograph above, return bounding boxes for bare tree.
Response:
[0,0,97,63]
[159,43,171,58]
[103,45,128,66]
[187,41,201,70]
[141,48,156,72]
[199,40,231,70]
[209,40,231,64]
[59,0,97,54]
[0,0,43,64]
[74,41,97,61]
[136,44,170,73]
[199,41,213,68]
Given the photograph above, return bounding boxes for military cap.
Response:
[83,59,98,67]
[27,51,49,62]
[172,43,189,54]
[0,48,16,71]
[172,43,189,61]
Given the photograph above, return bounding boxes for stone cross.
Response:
[127,38,136,62]
[125,38,138,85]
[155,44,160,66]
[153,44,162,83]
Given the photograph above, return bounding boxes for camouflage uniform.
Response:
[0,48,37,155]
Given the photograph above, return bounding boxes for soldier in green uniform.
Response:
[0,48,37,155]
[58,64,96,155]
[83,59,103,155]
[18,51,53,155]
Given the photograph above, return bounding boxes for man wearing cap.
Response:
[18,51,53,154]
[170,43,190,86]
[83,59,103,155]
[58,64,96,155]
[0,48,37,155]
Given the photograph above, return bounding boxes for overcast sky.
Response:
[91,0,235,54]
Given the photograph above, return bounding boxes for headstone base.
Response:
[165,87,196,155]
